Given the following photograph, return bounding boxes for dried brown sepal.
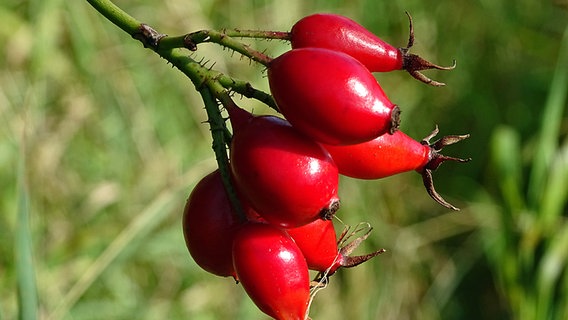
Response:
[389,105,402,134]
[421,169,459,211]
[339,226,373,256]
[340,248,386,268]
[338,227,386,268]
[399,12,456,86]
[312,225,386,282]
[320,199,341,220]
[419,126,471,210]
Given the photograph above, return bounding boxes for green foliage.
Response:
[1,0,566,319]
[485,25,568,320]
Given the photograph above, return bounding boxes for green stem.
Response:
[159,29,290,49]
[198,88,246,221]
[159,29,275,65]
[86,0,252,220]
[86,0,277,107]
[215,72,279,111]
[86,0,141,35]
[223,29,290,39]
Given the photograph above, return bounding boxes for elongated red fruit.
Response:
[228,103,340,227]
[232,223,310,320]
[324,126,471,210]
[268,47,400,145]
[286,218,385,275]
[182,170,242,279]
[290,13,455,86]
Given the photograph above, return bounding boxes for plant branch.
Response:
[199,88,246,221]
[214,73,279,111]
[86,0,141,35]
[86,0,252,220]
[224,29,291,40]
[159,29,275,65]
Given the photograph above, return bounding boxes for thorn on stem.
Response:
[133,24,166,49]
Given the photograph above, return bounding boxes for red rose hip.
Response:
[286,218,385,275]
[324,126,471,210]
[228,104,340,227]
[232,222,310,320]
[290,13,455,86]
[268,47,400,145]
[182,170,242,279]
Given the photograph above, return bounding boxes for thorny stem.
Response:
[86,0,264,221]
[221,29,291,40]
[420,126,471,211]
[160,28,289,47]
[159,30,275,66]
[198,88,246,221]
[399,12,456,87]
[214,72,279,111]
[135,24,277,108]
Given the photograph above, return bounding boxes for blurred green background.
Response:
[1,0,567,319]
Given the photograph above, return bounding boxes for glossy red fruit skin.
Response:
[286,218,340,273]
[323,130,430,179]
[268,47,399,146]
[182,170,243,279]
[326,128,471,211]
[232,223,310,320]
[290,13,402,72]
[229,105,340,228]
[287,219,386,276]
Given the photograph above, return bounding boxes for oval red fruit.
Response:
[228,105,340,227]
[324,130,431,180]
[268,47,400,145]
[287,219,385,275]
[290,13,455,86]
[182,170,242,279]
[323,127,471,210]
[232,223,310,320]
[286,218,339,272]
[291,13,402,72]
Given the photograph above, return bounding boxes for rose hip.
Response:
[228,103,340,227]
[290,13,455,86]
[182,170,242,279]
[286,218,385,275]
[268,47,400,145]
[324,126,471,210]
[232,222,310,320]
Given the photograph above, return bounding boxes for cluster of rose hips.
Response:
[183,13,469,320]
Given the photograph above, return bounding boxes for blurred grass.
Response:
[1,0,567,319]
[16,124,38,320]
